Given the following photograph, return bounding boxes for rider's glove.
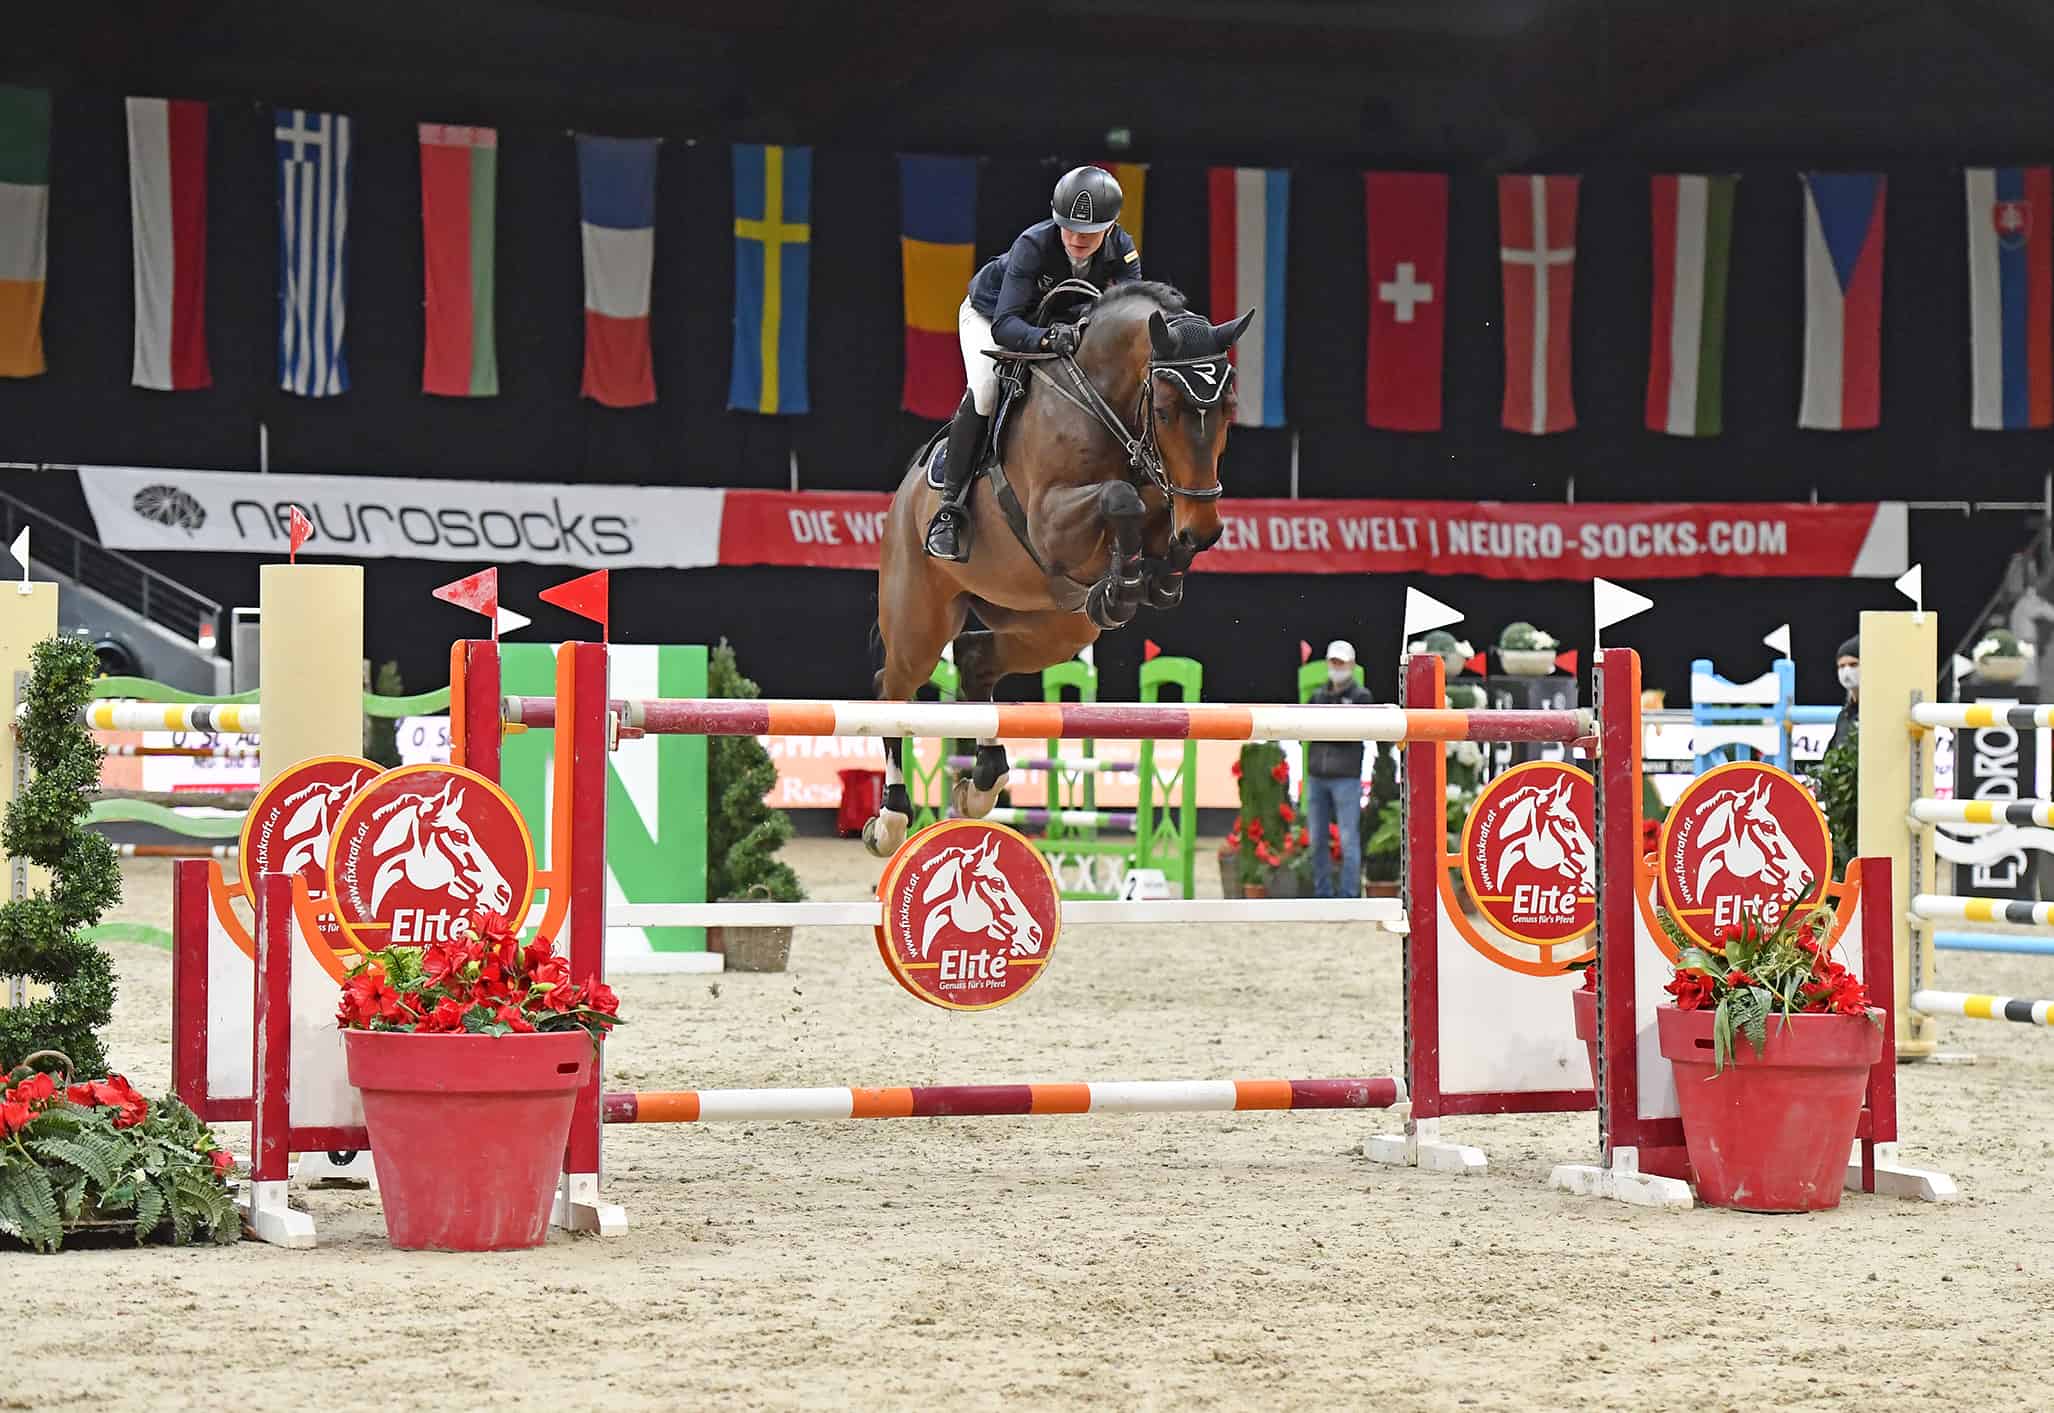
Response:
[1044,323,1081,357]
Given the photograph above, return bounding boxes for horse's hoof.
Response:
[951,771,1010,820]
[863,810,908,858]
[1086,580,1136,631]
[1145,571,1185,611]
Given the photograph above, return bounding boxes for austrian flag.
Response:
[1498,174,1579,435]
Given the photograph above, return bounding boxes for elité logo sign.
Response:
[1658,762,1831,949]
[876,822,1061,1011]
[1460,762,1596,950]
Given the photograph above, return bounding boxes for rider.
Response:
[925,165,1144,561]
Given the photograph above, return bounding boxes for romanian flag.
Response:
[729,143,811,416]
[126,97,210,391]
[578,135,658,408]
[1798,172,1885,431]
[419,124,498,397]
[1094,160,1147,255]
[1966,166,2052,430]
[899,153,976,419]
[0,85,50,379]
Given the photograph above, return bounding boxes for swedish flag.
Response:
[729,143,811,415]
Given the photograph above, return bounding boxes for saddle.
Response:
[918,354,1057,574]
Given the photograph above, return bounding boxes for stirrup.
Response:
[925,504,971,562]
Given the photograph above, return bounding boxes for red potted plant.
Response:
[1656,901,1881,1213]
[336,910,621,1251]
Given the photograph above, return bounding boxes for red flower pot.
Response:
[344,1029,594,1251]
[1570,986,1598,1087]
[1656,1005,1882,1213]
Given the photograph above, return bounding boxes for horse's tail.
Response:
[867,617,884,669]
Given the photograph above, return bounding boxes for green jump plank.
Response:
[88,800,244,838]
[90,677,450,717]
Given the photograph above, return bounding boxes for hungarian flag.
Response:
[1498,174,1578,435]
[1646,174,1736,436]
[1209,166,1289,427]
[1966,166,2051,430]
[1798,172,1885,431]
[126,98,209,391]
[1093,160,1146,254]
[898,153,975,419]
[0,85,49,379]
[419,124,498,397]
[578,135,658,408]
[1365,171,1446,431]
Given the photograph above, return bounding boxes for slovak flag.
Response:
[1966,166,2052,430]
[1798,173,1885,431]
[1208,167,1289,427]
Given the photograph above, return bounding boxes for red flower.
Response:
[1579,965,1598,992]
[421,942,466,987]
[1664,969,1718,1011]
[1725,969,1757,988]
[419,996,469,1033]
[1279,801,1295,825]
[584,982,620,1017]
[10,1071,56,1105]
[543,982,582,1014]
[1270,762,1290,784]
[493,1004,536,1034]
[1230,760,1243,779]
[1246,819,1264,839]
[210,1148,236,1177]
[0,1099,31,1135]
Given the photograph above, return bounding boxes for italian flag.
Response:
[1646,174,1736,436]
[126,98,211,391]
[0,85,49,379]
[419,124,498,397]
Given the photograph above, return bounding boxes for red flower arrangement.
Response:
[336,909,622,1041]
[1661,900,1873,1071]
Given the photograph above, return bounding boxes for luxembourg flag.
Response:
[1208,167,1288,427]
[1966,166,2052,430]
[1798,172,1886,431]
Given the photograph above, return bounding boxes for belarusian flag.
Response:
[1646,174,1736,436]
[126,97,211,391]
[0,85,50,379]
[419,124,498,397]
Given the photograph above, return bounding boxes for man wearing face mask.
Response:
[1827,635,1860,756]
[1305,641,1376,899]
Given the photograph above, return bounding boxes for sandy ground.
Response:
[7,839,2054,1413]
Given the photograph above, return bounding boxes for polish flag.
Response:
[1498,174,1579,435]
[125,98,210,391]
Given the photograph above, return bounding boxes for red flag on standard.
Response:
[287,505,312,560]
[540,568,610,641]
[1365,172,1447,430]
[1498,174,1579,435]
[432,566,499,617]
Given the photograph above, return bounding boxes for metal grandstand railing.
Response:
[0,488,224,644]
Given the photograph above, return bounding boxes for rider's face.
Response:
[1060,227,1107,262]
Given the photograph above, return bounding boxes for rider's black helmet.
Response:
[1051,166,1123,234]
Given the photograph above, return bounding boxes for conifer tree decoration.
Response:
[705,640,803,903]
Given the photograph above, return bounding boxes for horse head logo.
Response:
[917,838,1042,960]
[1689,780,1814,902]
[1492,777,1594,889]
[276,775,370,883]
[365,780,513,915]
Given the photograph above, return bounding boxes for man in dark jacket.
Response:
[1306,640,1375,898]
[924,165,1143,561]
[1826,634,1859,757]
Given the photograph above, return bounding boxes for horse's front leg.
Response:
[1083,482,1146,630]
[1142,535,1197,611]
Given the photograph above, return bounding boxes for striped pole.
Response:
[115,843,237,860]
[607,897,1408,928]
[505,696,1590,744]
[102,743,264,760]
[1933,931,2054,957]
[601,1077,1404,1123]
[1910,703,2054,731]
[983,806,1137,832]
[1912,893,2054,927]
[1913,989,2054,1027]
[80,702,259,734]
[1911,798,2054,828]
[948,755,1137,775]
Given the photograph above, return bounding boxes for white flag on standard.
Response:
[275,109,351,397]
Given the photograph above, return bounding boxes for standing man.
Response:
[1826,635,1859,756]
[1305,640,1374,898]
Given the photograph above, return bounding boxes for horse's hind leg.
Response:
[949,630,1011,819]
[949,612,1102,819]
[865,576,967,858]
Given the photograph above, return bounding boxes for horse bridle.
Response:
[1043,343,1232,502]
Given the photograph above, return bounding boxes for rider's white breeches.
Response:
[958,298,1000,416]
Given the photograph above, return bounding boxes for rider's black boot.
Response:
[925,394,988,562]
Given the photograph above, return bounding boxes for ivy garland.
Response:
[0,637,121,1078]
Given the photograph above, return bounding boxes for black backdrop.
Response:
[5,5,2050,705]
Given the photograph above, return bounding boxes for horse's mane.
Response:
[1095,280,1189,317]
[1092,281,1222,357]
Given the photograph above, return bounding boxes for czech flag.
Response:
[1209,167,1289,427]
[898,154,975,420]
[578,135,658,408]
[729,143,811,416]
[1966,166,2052,430]
[1798,172,1885,431]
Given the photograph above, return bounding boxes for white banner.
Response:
[76,466,726,569]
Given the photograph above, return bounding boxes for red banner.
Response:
[717,493,1907,581]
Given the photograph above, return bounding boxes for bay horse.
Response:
[865,280,1253,856]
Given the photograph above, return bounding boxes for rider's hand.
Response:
[1044,323,1081,357]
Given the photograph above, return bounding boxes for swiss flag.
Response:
[1365,172,1448,431]
[1498,173,1580,435]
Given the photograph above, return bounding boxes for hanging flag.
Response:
[898,153,976,420]
[1798,172,1886,431]
[275,109,352,398]
[419,124,498,398]
[1646,174,1736,437]
[0,85,50,379]
[1966,166,2052,430]
[578,135,658,407]
[1365,171,1446,431]
[729,142,811,415]
[126,98,210,391]
[1093,160,1147,254]
[1209,166,1289,427]
[1498,173,1579,435]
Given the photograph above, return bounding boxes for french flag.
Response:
[1208,167,1288,427]
[1966,166,2052,430]
[1798,173,1885,431]
[578,135,658,408]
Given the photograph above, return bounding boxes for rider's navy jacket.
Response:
[968,220,1142,353]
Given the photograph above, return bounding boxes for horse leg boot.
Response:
[1142,538,1196,611]
[1085,482,1148,631]
[925,390,988,563]
[947,630,1011,819]
[863,735,913,857]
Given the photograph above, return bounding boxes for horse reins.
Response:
[1043,350,1230,502]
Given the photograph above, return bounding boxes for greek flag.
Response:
[275,109,350,397]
